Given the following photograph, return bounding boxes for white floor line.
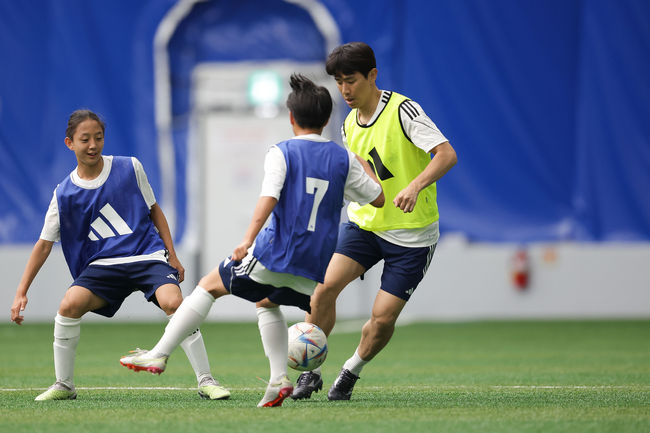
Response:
[2,384,647,392]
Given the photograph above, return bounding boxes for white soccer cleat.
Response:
[35,382,77,401]
[257,375,294,407]
[119,348,168,374]
[198,377,231,400]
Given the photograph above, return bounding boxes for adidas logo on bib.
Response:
[88,203,133,241]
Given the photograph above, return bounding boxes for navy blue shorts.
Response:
[335,222,436,301]
[72,261,180,317]
[218,258,311,313]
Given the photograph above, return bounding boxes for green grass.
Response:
[1,320,648,433]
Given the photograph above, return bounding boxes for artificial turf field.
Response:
[1,320,648,433]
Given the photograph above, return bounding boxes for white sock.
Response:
[342,349,368,376]
[151,286,215,356]
[256,307,287,383]
[167,314,213,384]
[53,314,81,389]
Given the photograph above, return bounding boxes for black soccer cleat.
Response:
[291,371,323,400]
[327,368,359,401]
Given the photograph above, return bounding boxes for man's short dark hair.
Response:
[286,73,332,130]
[325,42,376,78]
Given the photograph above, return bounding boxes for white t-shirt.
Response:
[342,90,448,247]
[260,133,382,205]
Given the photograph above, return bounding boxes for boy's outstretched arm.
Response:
[353,154,385,208]
[150,203,185,283]
[11,239,53,325]
[231,196,278,261]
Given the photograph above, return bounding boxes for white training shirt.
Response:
[39,155,167,264]
[247,133,382,294]
[341,90,449,247]
[260,133,382,205]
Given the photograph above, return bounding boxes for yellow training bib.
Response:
[344,92,439,231]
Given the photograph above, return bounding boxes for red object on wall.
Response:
[511,248,530,290]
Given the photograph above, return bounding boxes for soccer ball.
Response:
[287,322,328,371]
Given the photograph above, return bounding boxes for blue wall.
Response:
[0,0,648,244]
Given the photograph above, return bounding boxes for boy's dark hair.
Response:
[286,73,332,130]
[325,42,376,78]
[66,109,105,139]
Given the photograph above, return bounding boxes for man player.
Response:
[292,42,458,401]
